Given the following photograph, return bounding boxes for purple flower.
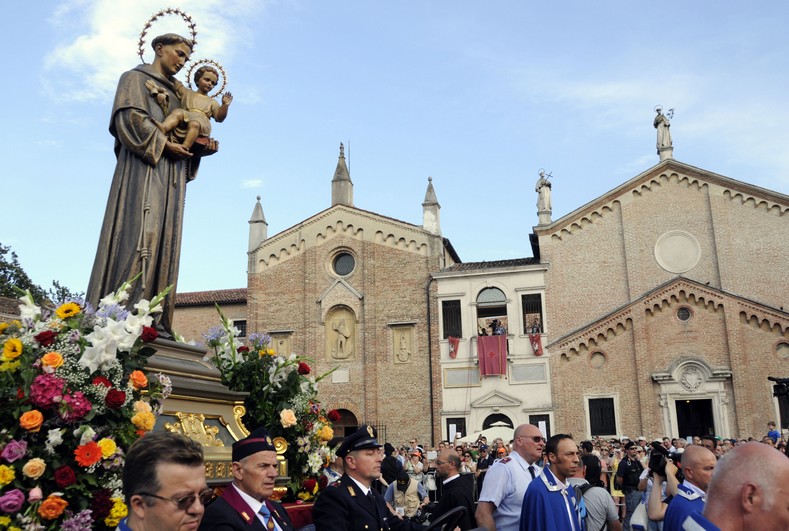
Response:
[1,440,28,463]
[60,509,94,531]
[0,489,25,513]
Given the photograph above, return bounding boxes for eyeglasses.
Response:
[519,435,545,443]
[138,488,214,511]
[434,459,447,465]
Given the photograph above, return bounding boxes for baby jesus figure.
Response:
[156,65,233,151]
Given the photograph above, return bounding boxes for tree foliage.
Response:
[0,242,84,304]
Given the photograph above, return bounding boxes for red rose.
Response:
[34,330,57,347]
[318,475,328,490]
[16,387,25,399]
[92,376,112,388]
[297,362,311,375]
[53,465,77,488]
[303,478,317,492]
[237,346,250,353]
[140,326,158,342]
[91,489,113,521]
[105,389,127,409]
[327,409,341,422]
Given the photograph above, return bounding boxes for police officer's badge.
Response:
[367,426,374,437]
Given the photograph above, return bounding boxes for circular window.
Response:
[590,352,607,369]
[676,307,692,322]
[333,252,355,276]
[777,342,789,360]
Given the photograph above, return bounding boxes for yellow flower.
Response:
[41,351,64,369]
[2,338,23,361]
[0,516,10,526]
[98,438,117,458]
[266,349,276,356]
[104,498,128,527]
[55,302,81,319]
[280,409,297,428]
[22,458,46,479]
[0,323,8,334]
[317,425,334,442]
[0,464,15,486]
[132,411,155,431]
[0,360,20,373]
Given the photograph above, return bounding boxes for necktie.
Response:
[528,466,536,479]
[259,502,275,531]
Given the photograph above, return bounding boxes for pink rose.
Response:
[0,489,25,513]
[1,440,28,463]
[28,487,43,503]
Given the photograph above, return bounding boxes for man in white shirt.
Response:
[476,424,544,531]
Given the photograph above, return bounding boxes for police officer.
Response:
[313,426,424,531]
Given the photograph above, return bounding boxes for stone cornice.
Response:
[549,277,789,357]
[536,160,788,242]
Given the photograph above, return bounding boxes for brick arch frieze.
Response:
[644,284,725,316]
[553,314,633,361]
[723,190,787,216]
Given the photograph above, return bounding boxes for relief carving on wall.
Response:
[394,327,413,363]
[679,365,705,392]
[328,307,356,360]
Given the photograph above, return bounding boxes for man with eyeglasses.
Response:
[433,449,477,530]
[476,424,544,531]
[119,431,209,531]
[200,427,295,531]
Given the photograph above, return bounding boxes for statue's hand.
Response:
[222,92,233,105]
[164,141,193,159]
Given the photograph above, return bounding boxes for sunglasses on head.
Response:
[138,488,214,511]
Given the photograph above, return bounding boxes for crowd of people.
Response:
[110,421,787,531]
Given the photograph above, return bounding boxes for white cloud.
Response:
[240,179,264,189]
[44,0,267,102]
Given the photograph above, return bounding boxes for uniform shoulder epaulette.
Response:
[499,457,512,464]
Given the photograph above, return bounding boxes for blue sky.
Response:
[3,0,788,296]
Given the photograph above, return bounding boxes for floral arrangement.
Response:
[203,308,337,500]
[0,278,172,530]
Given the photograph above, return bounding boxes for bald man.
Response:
[476,424,544,531]
[682,442,789,530]
[663,445,716,531]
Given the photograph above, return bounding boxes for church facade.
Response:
[537,159,788,439]
[175,142,788,444]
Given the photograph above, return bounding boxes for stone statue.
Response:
[654,106,672,151]
[87,33,199,335]
[535,170,552,211]
[332,318,353,359]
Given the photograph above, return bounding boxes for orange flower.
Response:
[19,409,44,432]
[38,495,69,520]
[131,411,155,432]
[41,351,64,369]
[129,370,148,389]
[74,441,103,467]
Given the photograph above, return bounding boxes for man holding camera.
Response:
[662,445,716,531]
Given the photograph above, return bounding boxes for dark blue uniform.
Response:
[313,474,423,531]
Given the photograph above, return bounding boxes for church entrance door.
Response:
[676,399,714,438]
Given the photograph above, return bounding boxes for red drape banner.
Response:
[448,336,460,359]
[477,335,507,376]
[529,334,544,356]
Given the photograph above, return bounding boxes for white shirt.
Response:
[232,483,282,531]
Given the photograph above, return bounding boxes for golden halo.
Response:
[138,8,198,63]
[186,58,228,98]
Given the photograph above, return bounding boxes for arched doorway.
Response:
[482,413,513,430]
[334,409,359,437]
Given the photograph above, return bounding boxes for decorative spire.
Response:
[248,195,268,252]
[422,176,441,235]
[331,142,353,207]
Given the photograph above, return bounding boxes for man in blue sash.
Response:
[663,445,716,531]
[520,434,584,531]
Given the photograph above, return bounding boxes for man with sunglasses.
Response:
[200,427,295,531]
[476,424,544,531]
[119,432,209,531]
